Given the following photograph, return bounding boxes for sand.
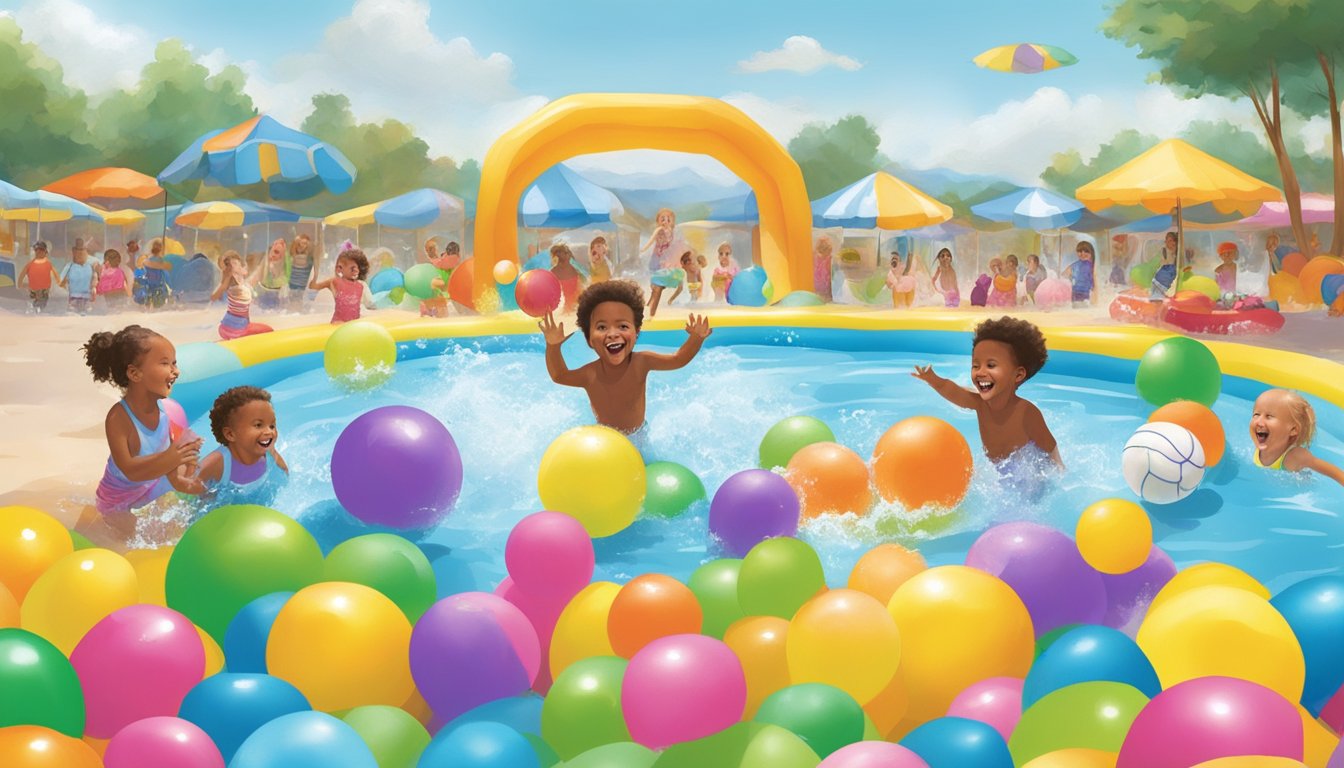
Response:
[1,290,1339,548]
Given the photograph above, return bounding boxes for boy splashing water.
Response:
[539,280,711,453]
[913,316,1062,469]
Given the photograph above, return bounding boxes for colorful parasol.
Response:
[520,164,624,228]
[974,43,1078,74]
[42,167,164,209]
[811,172,953,230]
[325,188,466,230]
[175,199,302,230]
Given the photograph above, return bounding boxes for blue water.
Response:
[182,330,1344,595]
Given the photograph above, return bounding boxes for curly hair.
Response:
[576,280,645,338]
[337,246,370,280]
[83,325,164,388]
[209,386,272,443]
[973,316,1049,380]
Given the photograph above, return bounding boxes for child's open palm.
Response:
[685,314,712,339]
[539,312,573,345]
[911,365,939,383]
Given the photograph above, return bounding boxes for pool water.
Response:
[189,330,1344,596]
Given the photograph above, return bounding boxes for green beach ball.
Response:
[403,263,445,300]
[643,462,706,519]
[760,416,836,470]
[1134,336,1221,406]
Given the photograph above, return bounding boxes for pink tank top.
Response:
[97,265,126,293]
[332,278,364,323]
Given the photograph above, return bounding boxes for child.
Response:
[197,386,289,506]
[1215,242,1238,296]
[640,208,688,273]
[589,236,612,284]
[256,238,288,310]
[813,237,835,301]
[645,227,684,317]
[60,240,96,314]
[1064,242,1096,305]
[711,242,739,301]
[83,325,205,526]
[690,253,708,301]
[286,234,317,311]
[551,243,583,313]
[18,241,57,312]
[666,251,697,305]
[988,254,1018,307]
[96,249,133,310]
[1152,231,1180,298]
[886,251,916,308]
[211,250,275,339]
[1024,254,1045,303]
[310,244,377,324]
[422,240,462,318]
[913,316,1062,468]
[538,280,711,453]
[137,238,174,309]
[931,248,960,307]
[1250,389,1344,485]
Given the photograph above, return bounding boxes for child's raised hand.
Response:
[685,314,712,339]
[911,365,939,383]
[539,312,572,345]
[171,436,203,468]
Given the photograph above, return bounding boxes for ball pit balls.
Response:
[621,634,746,750]
[786,442,874,519]
[331,406,463,530]
[1148,400,1225,466]
[708,469,801,557]
[737,537,826,621]
[688,559,746,640]
[493,260,519,285]
[1177,273,1221,302]
[339,706,430,768]
[846,542,927,605]
[1033,278,1072,309]
[515,269,563,317]
[178,673,312,763]
[0,505,74,603]
[1009,681,1149,766]
[965,521,1106,636]
[1268,272,1305,306]
[786,589,900,705]
[227,711,378,768]
[540,656,631,760]
[504,511,595,601]
[103,716,224,768]
[1134,337,1221,407]
[1076,499,1153,574]
[1298,255,1344,304]
[776,290,826,307]
[1121,422,1205,504]
[0,628,85,736]
[1269,574,1344,715]
[608,574,703,658]
[368,267,404,295]
[722,615,790,719]
[755,683,865,759]
[727,266,769,306]
[642,461,706,519]
[22,548,138,655]
[946,677,1023,742]
[537,426,645,538]
[1022,626,1161,710]
[0,725,103,768]
[871,416,973,510]
[323,320,397,390]
[1321,273,1344,307]
[900,716,1014,768]
[759,415,836,470]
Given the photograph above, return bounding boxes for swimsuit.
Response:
[331,278,367,323]
[1215,268,1236,295]
[1067,259,1095,303]
[622,421,653,460]
[97,265,127,295]
[558,275,581,311]
[813,253,834,301]
[219,282,274,339]
[988,274,1017,307]
[943,287,961,307]
[205,447,287,507]
[1025,270,1044,299]
[1253,448,1290,470]
[712,267,738,300]
[138,262,171,307]
[95,400,189,515]
[590,260,611,284]
[25,260,56,310]
[287,256,314,292]
[1152,262,1177,298]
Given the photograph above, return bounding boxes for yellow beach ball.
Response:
[20,549,138,654]
[538,426,645,538]
[723,615,790,719]
[0,505,73,603]
[787,588,900,705]
[1146,561,1268,614]
[324,320,397,390]
[1076,499,1152,575]
[549,581,620,680]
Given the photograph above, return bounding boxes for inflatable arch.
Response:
[472,93,815,305]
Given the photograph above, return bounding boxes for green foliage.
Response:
[0,18,99,186]
[1043,129,1158,195]
[787,115,888,199]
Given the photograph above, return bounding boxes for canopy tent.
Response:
[520,164,624,228]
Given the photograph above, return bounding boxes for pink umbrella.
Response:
[1237,193,1333,229]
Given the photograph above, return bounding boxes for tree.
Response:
[1042,129,1157,196]
[787,115,887,199]
[0,18,99,186]
[1103,0,1344,255]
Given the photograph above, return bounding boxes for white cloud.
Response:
[13,0,152,92]
[736,36,861,75]
[721,91,826,145]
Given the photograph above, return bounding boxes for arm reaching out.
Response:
[540,313,586,387]
[309,255,332,291]
[644,314,712,371]
[1288,448,1344,486]
[911,365,981,410]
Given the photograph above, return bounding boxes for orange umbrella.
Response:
[43,167,164,209]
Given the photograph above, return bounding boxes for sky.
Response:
[0,0,1323,184]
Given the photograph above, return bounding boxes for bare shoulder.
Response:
[198,451,224,483]
[105,402,130,430]
[1283,445,1314,472]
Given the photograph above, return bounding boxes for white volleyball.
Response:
[1121,421,1206,504]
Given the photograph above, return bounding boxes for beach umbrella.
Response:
[1236,192,1334,229]
[972,187,1086,230]
[1,179,38,210]
[811,172,953,230]
[42,167,164,209]
[175,199,301,230]
[326,188,465,229]
[974,43,1077,74]
[1077,138,1282,295]
[158,114,357,200]
[520,164,624,228]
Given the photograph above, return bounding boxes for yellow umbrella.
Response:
[95,208,146,226]
[811,171,953,230]
[324,201,380,228]
[1076,139,1282,296]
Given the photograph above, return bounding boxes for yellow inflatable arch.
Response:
[472,93,815,305]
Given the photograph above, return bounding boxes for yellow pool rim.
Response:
[219,308,1344,412]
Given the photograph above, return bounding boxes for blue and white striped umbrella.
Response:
[971,187,1085,230]
[811,172,952,230]
[520,165,623,228]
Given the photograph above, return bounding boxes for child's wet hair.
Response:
[209,386,273,443]
[338,246,370,280]
[1263,389,1317,447]
[82,325,165,388]
[973,316,1049,380]
[576,280,645,338]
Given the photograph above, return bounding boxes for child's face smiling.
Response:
[225,400,278,464]
[335,257,358,280]
[971,340,1024,403]
[656,210,674,229]
[588,301,638,366]
[130,336,179,398]
[1251,392,1298,457]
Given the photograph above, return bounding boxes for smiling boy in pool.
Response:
[913,316,1063,469]
[540,279,711,452]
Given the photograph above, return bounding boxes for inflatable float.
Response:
[1110,289,1285,336]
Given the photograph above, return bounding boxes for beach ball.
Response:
[1177,273,1221,301]
[622,634,746,750]
[1116,677,1303,768]
[21,548,138,655]
[0,629,84,736]
[229,711,377,768]
[340,706,429,768]
[760,415,836,469]
[505,511,595,601]
[709,469,801,557]
[777,290,826,307]
[325,320,396,390]
[787,442,874,519]
[1010,681,1148,766]
[446,257,476,309]
[0,725,102,768]
[368,267,404,295]
[332,406,463,530]
[1033,278,1072,309]
[541,656,630,760]
[643,462,706,519]
[0,506,73,603]
[1023,625,1161,710]
[402,263,444,300]
[738,536,826,620]
[967,522,1106,636]
[847,543,927,605]
[493,260,519,285]
[324,534,436,622]
[1131,259,1159,289]
[723,616,791,719]
[688,560,745,639]
[728,266,769,306]
[178,673,311,763]
[538,426,645,538]
[1135,337,1221,407]
[1271,575,1344,715]
[166,505,323,643]
[1100,545,1177,631]
[757,683,865,759]
[515,269,562,317]
[1076,499,1153,574]
[1121,422,1206,504]
[900,716,1013,768]
[608,574,702,658]
[1322,273,1344,306]
[787,589,900,705]
[103,716,224,768]
[1268,272,1305,305]
[871,417,973,510]
[653,722,818,768]
[1149,401,1225,466]
[1299,256,1344,304]
[820,741,930,768]
[1281,252,1308,276]
[947,677,1023,742]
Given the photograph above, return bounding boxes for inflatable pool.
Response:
[1110,289,1286,335]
